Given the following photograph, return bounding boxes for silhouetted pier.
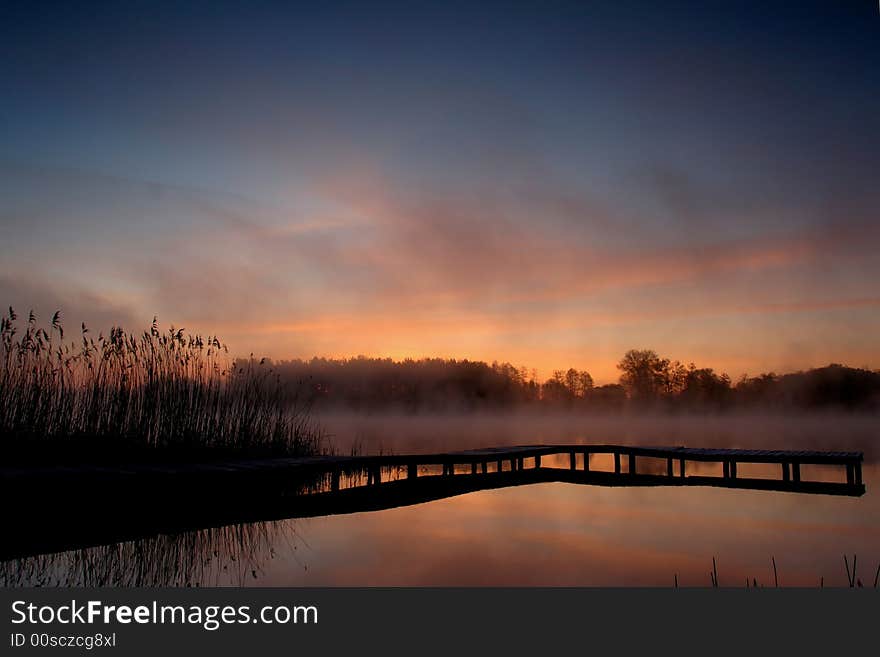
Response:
[0,444,865,561]
[315,444,864,491]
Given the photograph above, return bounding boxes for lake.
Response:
[2,413,878,587]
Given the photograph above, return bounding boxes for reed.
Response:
[844,554,856,587]
[0,308,323,461]
[0,520,295,587]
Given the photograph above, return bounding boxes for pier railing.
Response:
[0,444,865,561]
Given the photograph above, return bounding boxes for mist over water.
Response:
[5,413,876,587]
[263,412,879,586]
[317,411,880,461]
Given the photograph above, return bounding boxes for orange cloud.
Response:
[4,163,879,382]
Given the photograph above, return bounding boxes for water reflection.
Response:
[1,416,876,588]
[259,465,878,587]
[0,522,306,587]
[3,463,875,588]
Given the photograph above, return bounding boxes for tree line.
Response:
[256,350,880,413]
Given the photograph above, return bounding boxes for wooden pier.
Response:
[306,444,865,489]
[0,444,865,561]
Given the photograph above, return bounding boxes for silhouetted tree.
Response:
[617,349,670,402]
[590,383,627,408]
[542,376,573,404]
[679,365,731,409]
[564,368,580,397]
[578,371,594,395]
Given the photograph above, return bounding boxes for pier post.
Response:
[407,464,417,480]
[792,463,800,483]
[518,457,524,470]
[854,462,862,486]
[331,471,340,491]
[723,461,730,479]
[782,462,790,482]
[535,454,541,469]
[481,461,488,474]
[511,458,517,472]
[679,458,685,478]
[570,452,576,470]
[614,453,621,474]
[730,461,737,479]
[584,451,590,472]
[497,459,503,472]
[846,464,855,485]
[667,457,673,478]
[629,454,637,475]
[471,462,478,475]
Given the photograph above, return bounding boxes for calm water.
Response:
[3,414,878,587]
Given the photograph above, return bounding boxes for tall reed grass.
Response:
[0,308,323,461]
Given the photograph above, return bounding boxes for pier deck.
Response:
[0,444,865,561]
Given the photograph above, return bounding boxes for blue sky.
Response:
[1,1,879,380]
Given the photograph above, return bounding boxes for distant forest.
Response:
[254,350,880,413]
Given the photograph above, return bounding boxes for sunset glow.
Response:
[2,2,878,383]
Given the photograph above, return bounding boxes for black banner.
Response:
[1,588,876,655]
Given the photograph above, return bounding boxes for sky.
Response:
[1,0,879,383]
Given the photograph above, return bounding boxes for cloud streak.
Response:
[3,159,875,382]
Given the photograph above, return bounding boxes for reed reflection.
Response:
[0,521,305,587]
